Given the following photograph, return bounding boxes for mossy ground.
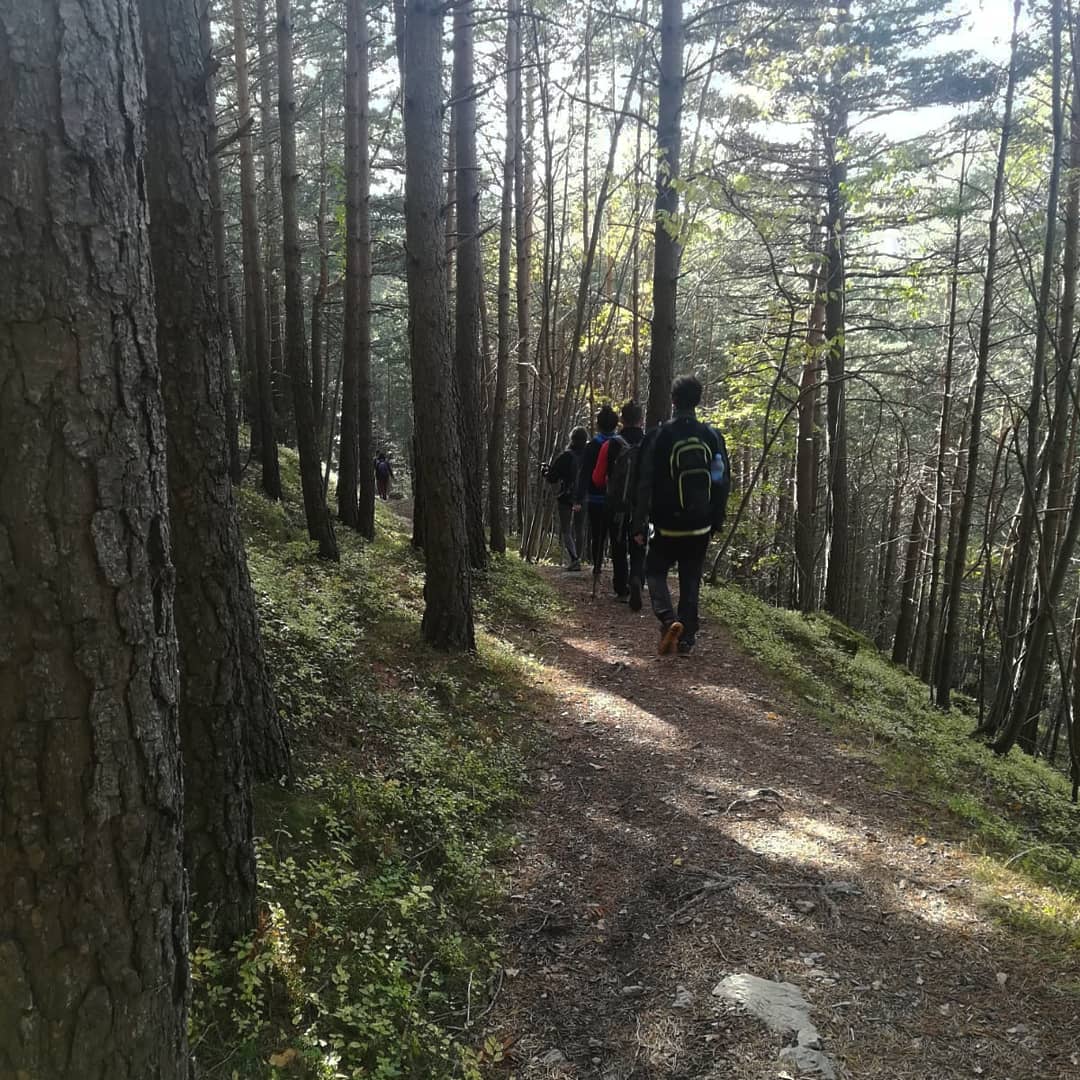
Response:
[705,581,1080,953]
[190,452,560,1079]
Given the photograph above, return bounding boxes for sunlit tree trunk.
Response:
[646,0,683,429]
[795,262,825,612]
[936,0,1022,709]
[515,28,534,536]
[403,0,476,648]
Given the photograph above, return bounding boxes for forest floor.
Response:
[485,565,1080,1080]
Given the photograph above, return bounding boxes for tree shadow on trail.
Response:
[485,570,1080,1080]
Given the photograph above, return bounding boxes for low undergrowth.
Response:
[706,582,1080,950]
[190,453,558,1079]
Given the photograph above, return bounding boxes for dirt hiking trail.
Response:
[487,566,1080,1079]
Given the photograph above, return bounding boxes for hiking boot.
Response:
[677,638,694,657]
[613,591,630,604]
[659,620,684,655]
[628,580,642,612]
[566,561,582,572]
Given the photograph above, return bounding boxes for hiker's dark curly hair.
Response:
[596,404,619,434]
[620,399,643,426]
[671,374,703,410]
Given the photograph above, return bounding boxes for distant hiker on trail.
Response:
[632,375,730,656]
[574,404,620,597]
[542,426,588,570]
[590,400,646,609]
[375,452,394,500]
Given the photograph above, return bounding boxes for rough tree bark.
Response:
[646,0,684,429]
[0,0,188,1070]
[454,0,490,568]
[233,0,281,498]
[278,0,339,559]
[936,0,1022,709]
[490,0,520,554]
[403,0,477,648]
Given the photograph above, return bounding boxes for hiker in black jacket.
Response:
[592,400,646,607]
[632,375,730,655]
[573,404,620,595]
[542,426,588,570]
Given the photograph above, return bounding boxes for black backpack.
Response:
[606,436,639,517]
[672,435,713,517]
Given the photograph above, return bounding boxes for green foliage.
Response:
[193,454,549,1078]
[705,583,1080,943]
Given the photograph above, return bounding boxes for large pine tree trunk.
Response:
[142,0,292,944]
[936,0,1022,709]
[0,1,188,1070]
[278,0,339,560]
[233,0,281,499]
[490,0,520,554]
[453,0,490,568]
[403,0,477,649]
[646,0,683,430]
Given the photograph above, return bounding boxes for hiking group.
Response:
[543,374,730,656]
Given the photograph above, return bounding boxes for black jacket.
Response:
[575,432,618,507]
[545,446,583,505]
[632,412,729,538]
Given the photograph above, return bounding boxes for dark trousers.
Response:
[557,501,583,564]
[646,533,710,643]
[587,504,609,578]
[609,516,644,597]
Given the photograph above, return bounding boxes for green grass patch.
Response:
[705,582,1080,944]
[191,452,555,1078]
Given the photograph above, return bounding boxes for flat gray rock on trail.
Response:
[713,973,836,1078]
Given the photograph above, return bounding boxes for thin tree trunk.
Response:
[257,0,288,443]
[646,0,683,429]
[893,481,929,667]
[515,41,534,535]
[207,39,243,487]
[356,0,376,539]
[403,0,476,649]
[339,0,362,528]
[310,97,329,441]
[990,0,1065,735]
[823,0,853,623]
[936,0,1022,709]
[278,0,339,559]
[0,0,188,1068]
[795,259,825,612]
[921,135,970,680]
[877,439,905,648]
[453,0,490,568]
[490,0,519,554]
[234,0,281,498]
